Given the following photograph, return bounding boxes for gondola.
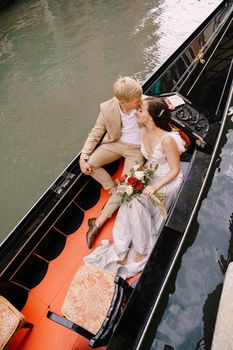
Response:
[0,1,232,349]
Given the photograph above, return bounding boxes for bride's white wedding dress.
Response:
[84,131,186,278]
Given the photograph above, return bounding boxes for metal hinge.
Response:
[52,172,75,195]
[195,44,205,65]
[195,135,206,148]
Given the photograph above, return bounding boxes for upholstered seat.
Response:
[47,264,132,348]
[0,296,33,350]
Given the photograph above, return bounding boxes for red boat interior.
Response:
[6,161,141,350]
[0,120,194,350]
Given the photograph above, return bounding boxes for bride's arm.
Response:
[143,136,180,196]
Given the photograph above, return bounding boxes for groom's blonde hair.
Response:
[113,76,142,101]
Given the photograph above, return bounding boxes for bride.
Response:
[84,97,186,278]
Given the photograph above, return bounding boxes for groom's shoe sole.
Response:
[86,218,100,249]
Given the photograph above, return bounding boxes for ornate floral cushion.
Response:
[0,296,24,350]
[62,264,116,334]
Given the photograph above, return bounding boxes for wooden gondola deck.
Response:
[7,163,139,350]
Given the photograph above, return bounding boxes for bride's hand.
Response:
[143,184,158,196]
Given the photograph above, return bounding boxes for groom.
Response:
[79,76,144,249]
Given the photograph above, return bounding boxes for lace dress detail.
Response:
[141,131,185,177]
[84,131,186,278]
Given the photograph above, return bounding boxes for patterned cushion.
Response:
[62,265,116,334]
[0,296,24,350]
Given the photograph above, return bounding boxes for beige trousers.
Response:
[88,141,144,227]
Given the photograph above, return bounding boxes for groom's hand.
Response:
[80,159,93,175]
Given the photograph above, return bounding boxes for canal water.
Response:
[0,0,232,349]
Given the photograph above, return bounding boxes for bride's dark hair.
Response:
[144,96,172,131]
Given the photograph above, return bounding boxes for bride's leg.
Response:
[117,254,128,265]
[112,204,132,248]
[134,251,146,262]
[117,242,132,265]
[128,196,154,255]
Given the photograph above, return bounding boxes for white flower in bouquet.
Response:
[115,162,167,218]
[125,185,134,196]
[133,163,141,171]
[117,184,127,195]
[134,170,144,180]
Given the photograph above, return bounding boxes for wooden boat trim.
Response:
[174,6,233,93]
[143,0,232,92]
[217,57,233,114]
[0,164,81,247]
[186,15,233,96]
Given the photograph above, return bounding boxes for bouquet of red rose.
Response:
[116,162,167,218]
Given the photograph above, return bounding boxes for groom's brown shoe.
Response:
[86,218,101,249]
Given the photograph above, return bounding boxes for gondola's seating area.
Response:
[3,135,193,350]
[0,296,33,350]
[47,265,132,348]
[5,162,131,350]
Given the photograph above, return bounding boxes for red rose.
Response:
[139,165,145,170]
[119,174,127,183]
[127,176,137,187]
[136,180,143,190]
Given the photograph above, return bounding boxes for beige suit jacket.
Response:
[80,97,122,161]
